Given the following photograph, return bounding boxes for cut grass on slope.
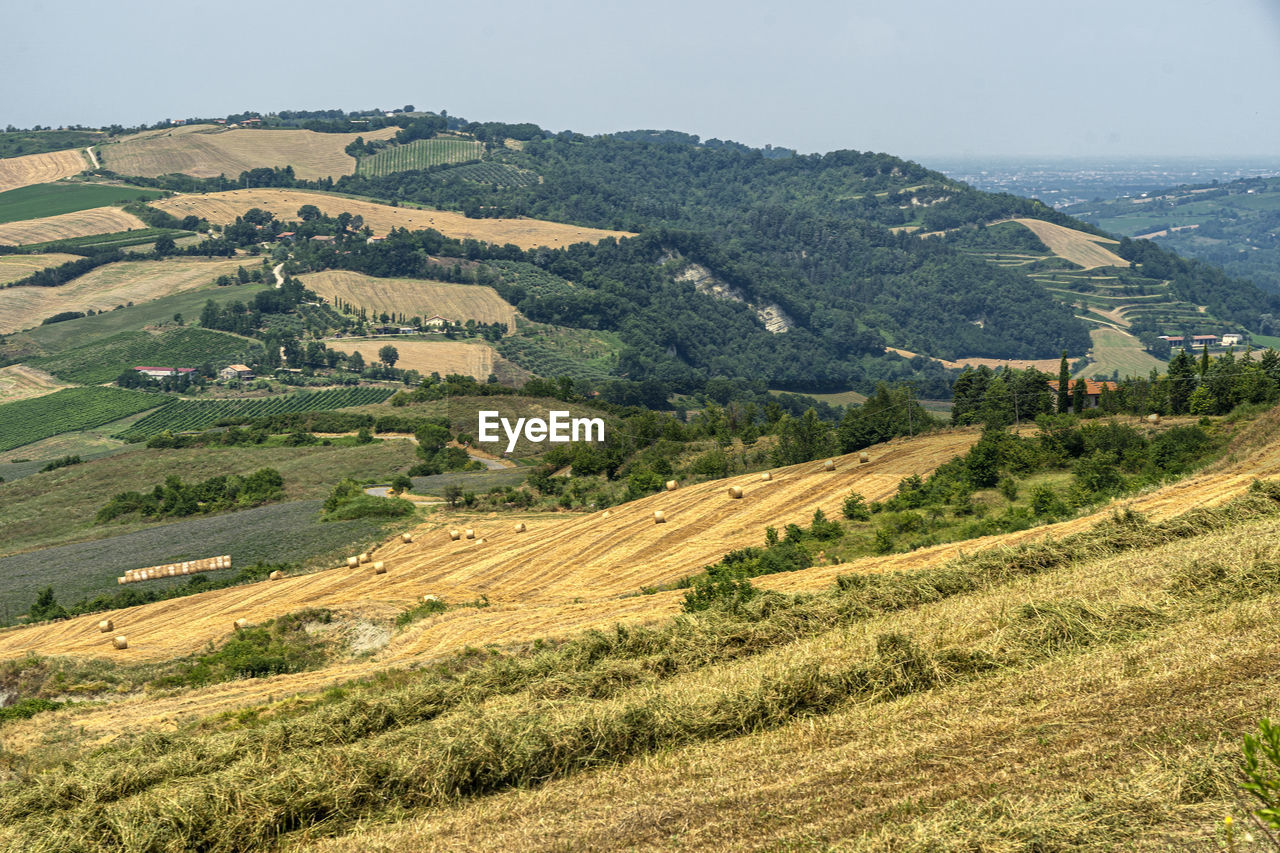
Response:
[1,484,1278,850]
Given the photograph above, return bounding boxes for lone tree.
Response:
[378,344,399,368]
[1056,351,1070,413]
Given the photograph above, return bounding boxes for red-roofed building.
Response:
[134,367,195,379]
[1047,379,1118,411]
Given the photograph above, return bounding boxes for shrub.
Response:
[1242,717,1280,833]
[842,491,871,521]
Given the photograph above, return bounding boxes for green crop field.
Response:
[0,182,165,224]
[0,386,165,452]
[115,387,397,440]
[20,226,191,252]
[28,327,252,384]
[355,138,483,177]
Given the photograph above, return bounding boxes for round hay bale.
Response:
[823,459,836,471]
[402,533,414,544]
[654,510,667,524]
[449,529,461,541]
[602,510,611,518]
[464,528,476,539]
[665,480,679,492]
[112,636,128,650]
[234,618,249,631]
[97,619,113,633]
[117,577,126,585]
[422,594,439,603]
[476,538,486,545]
[728,485,744,499]
[373,561,386,575]
[269,570,284,580]
[514,522,527,533]
[859,451,870,464]
[1147,413,1161,425]
[760,471,772,482]
[347,556,360,568]
[358,552,370,564]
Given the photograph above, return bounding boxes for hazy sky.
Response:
[4,0,1280,161]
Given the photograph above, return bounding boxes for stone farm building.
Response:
[1047,379,1119,411]
[219,364,254,381]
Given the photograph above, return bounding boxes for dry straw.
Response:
[665,480,679,491]
[728,485,744,499]
[373,561,386,574]
[358,552,370,564]
[401,533,414,543]
[234,618,249,631]
[823,459,836,471]
[449,529,461,541]
[112,636,128,650]
[268,570,284,580]
[347,556,359,568]
[464,529,476,539]
[1148,413,1161,424]
[97,619,113,633]
[761,471,773,481]
[514,522,527,533]
[654,510,667,524]
[859,451,870,464]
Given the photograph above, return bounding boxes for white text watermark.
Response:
[477,410,605,453]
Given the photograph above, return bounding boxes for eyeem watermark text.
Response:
[477,410,605,453]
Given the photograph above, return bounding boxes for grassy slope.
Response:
[1078,327,1165,379]
[0,439,417,560]
[28,327,254,384]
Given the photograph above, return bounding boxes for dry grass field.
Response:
[302,270,518,328]
[0,256,246,333]
[329,339,527,382]
[0,364,69,403]
[100,125,398,180]
[152,189,636,249]
[0,149,87,193]
[886,346,1063,372]
[1011,217,1129,269]
[0,253,81,284]
[0,206,145,246]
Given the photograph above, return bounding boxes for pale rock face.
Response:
[674,262,794,334]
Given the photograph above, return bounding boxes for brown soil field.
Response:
[152,189,635,249]
[0,149,87,193]
[0,253,82,284]
[99,125,398,180]
[302,270,518,328]
[1010,217,1128,269]
[0,364,70,403]
[0,206,145,246]
[329,339,528,383]
[0,256,246,333]
[887,346,1063,372]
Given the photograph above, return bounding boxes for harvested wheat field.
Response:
[1010,217,1128,269]
[152,189,636,249]
[0,256,247,333]
[0,364,69,403]
[329,339,527,383]
[886,346,1064,372]
[100,125,398,180]
[0,206,145,246]
[0,149,87,193]
[303,270,518,328]
[0,253,81,284]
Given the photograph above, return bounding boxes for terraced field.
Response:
[0,149,87,193]
[100,125,398,180]
[302,270,518,328]
[0,206,145,247]
[152,189,636,249]
[0,256,246,334]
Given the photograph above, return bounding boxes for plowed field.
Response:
[100,125,397,180]
[152,189,635,249]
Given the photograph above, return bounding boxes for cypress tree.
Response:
[1057,351,1070,413]
[1072,378,1086,414]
